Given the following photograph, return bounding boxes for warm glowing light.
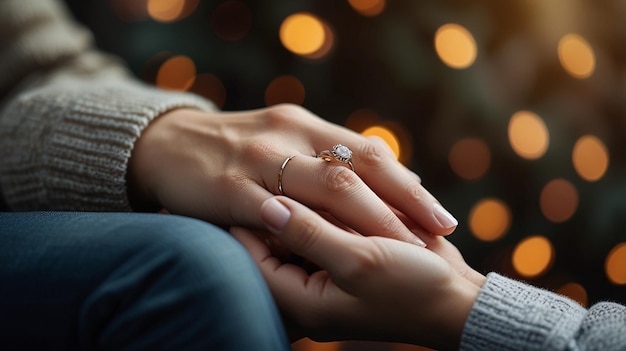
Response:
[606,242,626,285]
[512,236,554,278]
[210,1,252,41]
[468,198,511,241]
[508,110,549,160]
[156,55,196,91]
[539,178,578,223]
[362,126,401,160]
[304,22,335,59]
[557,282,588,307]
[434,23,477,69]
[291,338,342,351]
[572,135,609,182]
[265,75,306,106]
[348,0,386,17]
[190,73,227,109]
[558,34,596,79]
[280,13,326,56]
[449,138,491,180]
[147,0,185,22]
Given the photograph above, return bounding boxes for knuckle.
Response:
[404,181,426,204]
[375,211,405,234]
[291,216,323,252]
[321,166,361,194]
[357,140,390,168]
[264,104,307,125]
[218,169,249,192]
[340,243,386,282]
[241,139,275,163]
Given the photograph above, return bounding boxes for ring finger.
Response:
[272,153,427,247]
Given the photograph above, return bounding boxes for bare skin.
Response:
[128,104,459,245]
[232,196,484,350]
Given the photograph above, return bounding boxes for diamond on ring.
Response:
[316,144,355,172]
[331,144,352,163]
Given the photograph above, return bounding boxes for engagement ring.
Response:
[316,144,355,172]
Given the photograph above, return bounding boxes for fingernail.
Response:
[433,203,458,230]
[414,236,427,248]
[261,198,291,232]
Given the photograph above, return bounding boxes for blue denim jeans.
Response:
[0,212,289,351]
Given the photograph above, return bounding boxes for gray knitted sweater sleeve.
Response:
[0,0,214,211]
[461,273,626,350]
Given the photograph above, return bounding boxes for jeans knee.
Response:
[81,214,287,350]
[123,214,273,307]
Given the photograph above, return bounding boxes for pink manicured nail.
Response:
[261,198,291,232]
[433,203,458,229]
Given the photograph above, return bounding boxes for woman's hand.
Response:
[231,196,482,350]
[128,104,458,245]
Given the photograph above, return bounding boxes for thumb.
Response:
[260,196,361,272]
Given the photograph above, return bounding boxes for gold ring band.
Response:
[278,155,297,195]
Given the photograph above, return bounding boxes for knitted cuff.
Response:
[0,80,214,211]
[460,273,586,351]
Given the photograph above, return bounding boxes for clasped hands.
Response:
[128,104,486,350]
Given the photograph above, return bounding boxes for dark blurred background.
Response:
[65,0,626,350]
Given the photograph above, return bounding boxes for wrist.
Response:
[423,274,481,350]
[126,108,201,212]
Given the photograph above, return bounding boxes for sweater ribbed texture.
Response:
[461,273,626,350]
[0,0,214,211]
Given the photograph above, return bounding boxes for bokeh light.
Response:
[468,198,511,241]
[280,13,327,56]
[265,75,306,106]
[362,125,401,160]
[348,0,386,17]
[303,22,335,60]
[539,178,579,223]
[434,23,477,69]
[189,73,227,109]
[558,33,596,79]
[156,55,196,91]
[449,137,491,180]
[512,236,554,278]
[572,135,609,182]
[606,242,626,285]
[292,339,342,351]
[147,0,197,22]
[508,110,550,160]
[557,282,588,307]
[70,0,626,332]
[210,1,252,41]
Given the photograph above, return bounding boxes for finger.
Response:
[249,107,453,239]
[231,225,348,337]
[307,123,458,236]
[356,139,458,235]
[227,182,275,229]
[230,226,312,291]
[230,226,273,263]
[421,235,487,287]
[274,155,426,247]
[261,196,359,269]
